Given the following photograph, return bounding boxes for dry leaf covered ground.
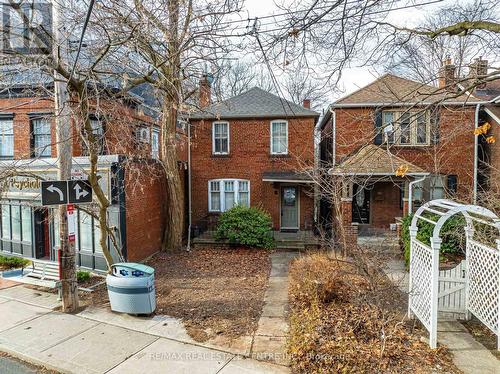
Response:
[80,247,271,342]
[287,253,460,373]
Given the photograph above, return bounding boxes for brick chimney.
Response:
[468,57,488,78]
[438,57,456,90]
[199,73,212,108]
[303,99,311,109]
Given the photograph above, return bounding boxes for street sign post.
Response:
[41,180,93,206]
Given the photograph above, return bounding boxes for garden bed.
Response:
[287,253,460,373]
[82,247,271,342]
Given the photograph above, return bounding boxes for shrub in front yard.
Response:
[287,254,458,373]
[0,255,30,270]
[77,270,91,283]
[214,205,275,249]
[401,213,466,265]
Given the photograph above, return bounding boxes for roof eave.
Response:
[330,101,484,108]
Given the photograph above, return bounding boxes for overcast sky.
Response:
[241,0,454,103]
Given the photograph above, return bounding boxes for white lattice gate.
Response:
[408,199,500,350]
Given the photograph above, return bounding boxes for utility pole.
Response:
[52,0,78,312]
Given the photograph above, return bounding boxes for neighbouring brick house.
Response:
[319,63,482,241]
[0,69,186,271]
[189,78,319,234]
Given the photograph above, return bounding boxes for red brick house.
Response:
[319,66,482,240]
[0,75,185,271]
[189,80,319,235]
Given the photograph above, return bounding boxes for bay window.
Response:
[208,179,250,212]
[271,120,288,154]
[212,122,229,154]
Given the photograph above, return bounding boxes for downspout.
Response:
[313,118,321,227]
[186,122,192,252]
[473,103,480,205]
[332,110,336,166]
[408,175,427,215]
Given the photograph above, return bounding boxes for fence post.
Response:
[408,226,418,319]
[464,225,474,321]
[429,236,442,349]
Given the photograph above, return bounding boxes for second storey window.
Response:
[0,116,14,158]
[151,128,160,159]
[208,179,250,212]
[32,118,51,157]
[271,120,288,154]
[212,122,229,154]
[382,111,430,146]
[83,118,105,155]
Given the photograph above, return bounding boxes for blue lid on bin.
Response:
[111,263,154,276]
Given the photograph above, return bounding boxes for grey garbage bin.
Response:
[106,263,156,314]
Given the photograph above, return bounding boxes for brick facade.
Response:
[321,104,477,231]
[190,116,316,231]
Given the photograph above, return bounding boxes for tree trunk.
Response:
[160,100,183,251]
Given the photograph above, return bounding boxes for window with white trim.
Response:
[208,179,250,212]
[382,110,430,146]
[32,117,51,157]
[151,128,160,159]
[0,117,14,158]
[212,122,229,154]
[271,120,288,154]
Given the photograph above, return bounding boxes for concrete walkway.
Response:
[251,252,297,366]
[0,285,289,374]
[381,257,499,374]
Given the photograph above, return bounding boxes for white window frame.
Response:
[212,121,230,155]
[270,120,288,155]
[151,127,160,159]
[382,110,430,146]
[208,179,251,212]
[0,117,14,158]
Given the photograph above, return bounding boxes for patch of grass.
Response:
[287,253,460,373]
[0,255,30,270]
[77,270,91,283]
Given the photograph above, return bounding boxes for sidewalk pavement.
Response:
[0,284,290,374]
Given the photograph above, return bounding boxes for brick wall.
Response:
[124,161,167,261]
[370,182,403,227]
[331,106,476,200]
[190,116,316,230]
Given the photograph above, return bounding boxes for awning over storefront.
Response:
[262,170,314,183]
[329,144,429,177]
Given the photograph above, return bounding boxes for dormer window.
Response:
[271,120,288,154]
[212,122,229,155]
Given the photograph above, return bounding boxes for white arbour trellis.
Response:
[408,199,500,349]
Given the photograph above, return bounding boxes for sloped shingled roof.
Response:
[190,87,319,119]
[331,144,428,176]
[335,74,481,105]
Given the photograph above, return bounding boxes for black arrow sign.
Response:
[41,181,68,206]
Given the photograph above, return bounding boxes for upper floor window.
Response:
[32,117,51,157]
[212,122,229,155]
[151,128,160,159]
[0,116,14,158]
[382,111,429,146]
[208,179,250,212]
[83,118,105,155]
[271,120,288,154]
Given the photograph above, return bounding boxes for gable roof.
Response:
[330,144,428,176]
[335,74,481,106]
[189,87,319,120]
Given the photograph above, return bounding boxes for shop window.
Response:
[21,206,31,243]
[11,205,21,241]
[0,204,32,243]
[1,205,11,239]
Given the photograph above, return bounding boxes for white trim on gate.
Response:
[408,199,500,350]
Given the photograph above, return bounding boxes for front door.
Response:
[352,184,370,224]
[33,209,47,259]
[281,186,299,230]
